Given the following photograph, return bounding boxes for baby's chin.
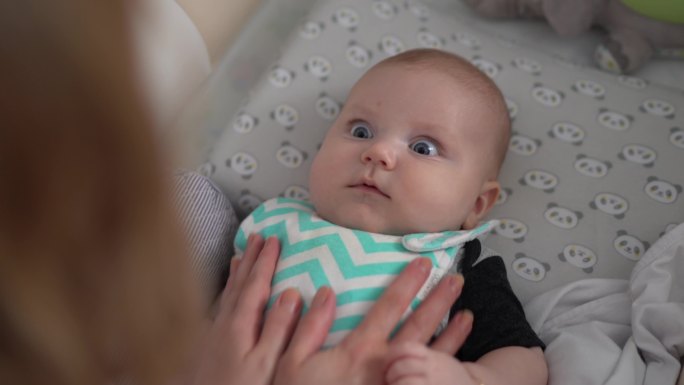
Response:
[316,206,403,235]
[317,207,466,235]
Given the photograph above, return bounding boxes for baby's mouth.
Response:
[349,182,390,199]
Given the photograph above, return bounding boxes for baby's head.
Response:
[309,48,510,235]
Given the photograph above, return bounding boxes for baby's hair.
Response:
[373,48,511,176]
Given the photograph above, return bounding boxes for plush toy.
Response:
[464,0,684,74]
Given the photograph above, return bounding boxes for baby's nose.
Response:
[361,142,396,169]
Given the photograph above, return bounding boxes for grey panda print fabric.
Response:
[203,0,684,302]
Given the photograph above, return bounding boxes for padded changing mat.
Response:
[204,0,684,302]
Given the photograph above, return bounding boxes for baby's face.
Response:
[309,64,501,235]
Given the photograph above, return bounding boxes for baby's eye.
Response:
[410,139,438,156]
[350,122,373,139]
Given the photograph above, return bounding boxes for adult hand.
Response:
[274,257,474,385]
[188,234,303,385]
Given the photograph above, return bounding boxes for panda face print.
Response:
[532,84,563,107]
[346,43,372,68]
[618,75,647,89]
[520,170,558,193]
[379,35,405,56]
[315,94,341,121]
[417,30,444,49]
[299,21,324,39]
[590,192,628,219]
[304,56,332,81]
[496,187,512,205]
[502,97,518,120]
[372,1,398,20]
[276,143,307,169]
[619,144,656,167]
[452,32,481,50]
[573,80,605,99]
[227,152,258,179]
[282,185,310,201]
[332,8,360,31]
[511,57,541,75]
[407,1,430,20]
[614,231,647,261]
[237,192,262,215]
[644,177,681,204]
[544,204,581,229]
[598,109,632,131]
[269,67,295,88]
[509,134,541,156]
[512,254,548,282]
[197,162,215,177]
[232,112,258,134]
[574,155,611,178]
[549,122,585,145]
[271,104,299,130]
[640,99,675,119]
[559,244,597,272]
[471,57,500,78]
[492,219,527,242]
[670,128,684,149]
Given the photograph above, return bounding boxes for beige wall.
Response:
[176,0,261,65]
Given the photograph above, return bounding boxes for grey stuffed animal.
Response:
[464,0,684,74]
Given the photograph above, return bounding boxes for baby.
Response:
[234,49,547,385]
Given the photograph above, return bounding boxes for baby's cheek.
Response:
[409,195,469,232]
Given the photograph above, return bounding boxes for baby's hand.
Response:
[384,342,478,385]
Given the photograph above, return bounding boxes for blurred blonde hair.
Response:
[0,1,200,385]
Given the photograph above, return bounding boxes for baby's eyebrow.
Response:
[413,121,451,135]
[345,103,377,118]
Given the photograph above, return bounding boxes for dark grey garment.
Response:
[451,239,545,362]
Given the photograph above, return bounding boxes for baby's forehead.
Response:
[375,55,486,83]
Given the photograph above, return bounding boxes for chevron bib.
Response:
[234,198,497,347]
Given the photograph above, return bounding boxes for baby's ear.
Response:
[463,180,500,230]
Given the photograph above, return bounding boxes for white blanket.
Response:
[525,223,684,385]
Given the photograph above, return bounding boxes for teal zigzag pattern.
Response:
[235,198,456,338]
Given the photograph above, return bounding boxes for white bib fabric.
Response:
[234,198,497,347]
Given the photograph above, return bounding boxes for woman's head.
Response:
[0,1,199,384]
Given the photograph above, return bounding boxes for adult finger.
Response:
[233,237,281,321]
[228,237,281,350]
[224,257,241,292]
[253,288,302,372]
[222,233,265,309]
[430,309,473,355]
[280,286,336,367]
[391,274,463,345]
[343,258,432,347]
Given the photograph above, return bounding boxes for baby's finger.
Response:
[384,344,427,385]
[385,341,427,362]
[281,286,336,367]
[387,378,423,385]
[254,288,302,371]
[344,258,431,347]
[430,310,473,355]
[392,274,463,345]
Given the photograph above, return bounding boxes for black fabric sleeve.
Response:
[452,240,545,362]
